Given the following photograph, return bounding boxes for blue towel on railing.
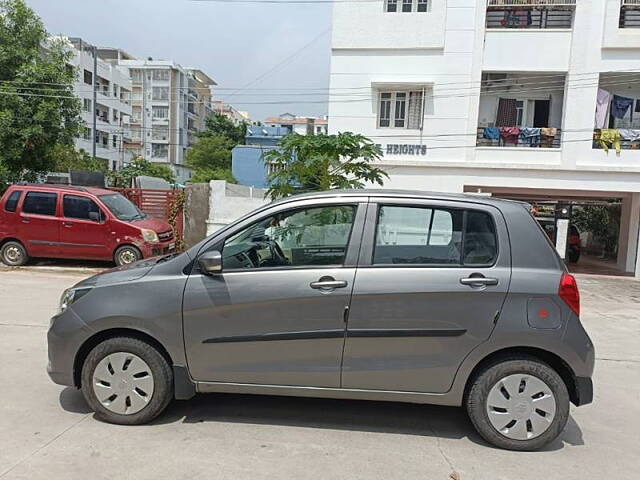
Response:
[520,127,541,147]
[483,127,500,140]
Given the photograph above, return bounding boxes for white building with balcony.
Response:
[329,0,640,277]
[68,38,133,171]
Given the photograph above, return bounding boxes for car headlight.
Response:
[57,287,93,315]
[141,229,159,243]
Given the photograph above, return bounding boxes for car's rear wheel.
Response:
[1,241,29,266]
[81,337,173,425]
[465,358,570,451]
[114,245,142,266]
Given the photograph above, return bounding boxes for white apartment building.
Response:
[329,0,640,277]
[68,38,133,171]
[108,59,217,184]
[265,113,329,135]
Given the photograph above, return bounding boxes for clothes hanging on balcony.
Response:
[519,127,541,147]
[594,89,611,129]
[483,127,500,141]
[619,129,640,142]
[596,129,621,154]
[540,128,557,148]
[499,126,520,146]
[611,95,634,120]
[501,9,532,28]
[496,98,517,127]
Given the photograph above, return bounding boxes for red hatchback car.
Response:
[0,184,175,266]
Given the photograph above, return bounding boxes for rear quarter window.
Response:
[4,191,21,212]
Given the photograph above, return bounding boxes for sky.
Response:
[25,0,332,121]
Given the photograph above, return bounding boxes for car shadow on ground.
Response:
[59,387,584,451]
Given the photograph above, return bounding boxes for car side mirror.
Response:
[199,250,223,275]
[88,211,101,222]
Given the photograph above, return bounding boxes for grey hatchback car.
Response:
[47,190,594,451]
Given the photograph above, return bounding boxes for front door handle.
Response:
[460,276,499,287]
[310,277,348,290]
[63,221,73,227]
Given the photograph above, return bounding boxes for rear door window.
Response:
[373,205,497,266]
[22,192,57,216]
[63,195,102,221]
[4,191,21,212]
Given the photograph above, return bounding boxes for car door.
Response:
[18,190,61,257]
[183,198,367,388]
[342,198,511,394]
[58,194,111,260]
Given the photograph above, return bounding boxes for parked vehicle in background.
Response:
[535,217,581,263]
[47,190,594,451]
[0,184,175,267]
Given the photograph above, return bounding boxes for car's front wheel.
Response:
[465,358,570,451]
[114,245,142,266]
[81,337,173,425]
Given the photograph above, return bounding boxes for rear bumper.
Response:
[574,376,593,406]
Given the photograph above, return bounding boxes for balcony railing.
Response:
[486,0,575,29]
[620,0,640,28]
[477,127,562,148]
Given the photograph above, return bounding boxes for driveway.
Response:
[0,268,638,479]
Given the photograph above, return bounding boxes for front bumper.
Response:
[47,308,92,387]
[139,239,176,259]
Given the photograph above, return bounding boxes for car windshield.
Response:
[99,194,146,221]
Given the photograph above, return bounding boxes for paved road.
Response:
[0,268,638,479]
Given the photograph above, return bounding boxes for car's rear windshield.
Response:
[99,194,145,221]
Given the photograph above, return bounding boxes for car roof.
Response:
[270,189,528,209]
[12,183,115,196]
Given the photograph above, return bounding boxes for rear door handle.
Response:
[63,221,73,227]
[460,277,499,286]
[21,219,30,224]
[310,279,348,290]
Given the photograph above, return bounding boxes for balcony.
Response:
[476,72,565,150]
[486,0,576,29]
[591,72,640,154]
[620,0,640,28]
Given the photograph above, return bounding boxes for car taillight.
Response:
[559,273,580,317]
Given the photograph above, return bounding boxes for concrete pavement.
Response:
[0,268,638,479]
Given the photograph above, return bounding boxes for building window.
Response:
[385,0,427,13]
[83,127,92,140]
[83,70,93,85]
[113,109,119,123]
[152,69,170,81]
[130,69,143,83]
[152,127,169,141]
[378,90,424,129]
[152,106,169,120]
[152,86,169,101]
[83,99,92,112]
[152,143,169,158]
[112,135,118,148]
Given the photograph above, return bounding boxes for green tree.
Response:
[572,204,621,258]
[0,0,82,186]
[263,132,387,199]
[108,157,176,188]
[52,145,109,174]
[200,113,246,145]
[185,135,236,183]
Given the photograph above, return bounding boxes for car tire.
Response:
[465,357,570,451]
[81,336,173,425]
[1,241,29,266]
[114,245,142,266]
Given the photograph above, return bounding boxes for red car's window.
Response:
[4,191,21,212]
[22,192,57,216]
